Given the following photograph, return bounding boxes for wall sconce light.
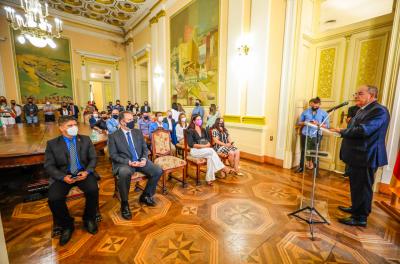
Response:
[238,44,250,56]
[153,66,163,88]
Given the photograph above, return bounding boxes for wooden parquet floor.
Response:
[2,156,400,264]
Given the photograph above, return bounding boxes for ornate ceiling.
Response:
[46,0,157,30]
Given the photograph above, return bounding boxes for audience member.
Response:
[206,104,219,130]
[10,99,22,124]
[106,109,120,134]
[67,101,79,119]
[93,111,108,133]
[43,101,56,122]
[163,110,177,144]
[59,102,69,117]
[149,112,169,139]
[176,113,188,143]
[23,97,39,124]
[212,118,241,175]
[177,103,185,114]
[138,112,152,136]
[171,102,180,122]
[192,99,205,120]
[187,114,232,185]
[108,111,162,220]
[0,96,15,125]
[44,116,99,246]
[106,101,113,114]
[140,101,151,113]
[133,102,140,114]
[126,101,133,112]
[113,100,125,112]
[84,101,96,115]
[89,111,100,128]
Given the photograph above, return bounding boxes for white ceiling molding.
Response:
[75,50,122,62]
[133,44,151,58]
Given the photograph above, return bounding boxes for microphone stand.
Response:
[289,108,338,240]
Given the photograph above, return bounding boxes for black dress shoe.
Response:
[121,204,132,220]
[60,226,74,246]
[84,220,98,234]
[338,206,352,213]
[139,195,156,207]
[295,167,304,173]
[338,216,367,227]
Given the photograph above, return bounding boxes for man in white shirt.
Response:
[10,100,22,124]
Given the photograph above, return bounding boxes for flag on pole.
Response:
[390,150,400,196]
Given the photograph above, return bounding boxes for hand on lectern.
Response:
[330,128,342,133]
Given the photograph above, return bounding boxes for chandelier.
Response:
[4,0,63,48]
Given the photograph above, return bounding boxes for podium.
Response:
[289,121,340,240]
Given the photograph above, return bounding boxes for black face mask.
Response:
[102,117,108,120]
[195,102,200,106]
[144,116,149,120]
[28,101,33,104]
[311,107,319,111]
[11,103,16,105]
[126,120,135,129]
[112,114,119,120]
[168,115,172,119]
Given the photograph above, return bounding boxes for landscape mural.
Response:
[13,31,73,104]
[170,0,219,106]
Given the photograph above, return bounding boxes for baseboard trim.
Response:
[241,151,283,167]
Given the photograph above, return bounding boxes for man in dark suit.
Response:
[44,116,99,246]
[163,110,178,145]
[67,101,80,119]
[331,85,390,227]
[108,111,162,220]
[140,101,151,113]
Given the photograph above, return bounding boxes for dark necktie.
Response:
[126,132,139,161]
[69,139,78,174]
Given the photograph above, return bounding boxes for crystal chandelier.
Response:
[4,0,63,48]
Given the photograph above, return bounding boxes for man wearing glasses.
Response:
[331,85,390,227]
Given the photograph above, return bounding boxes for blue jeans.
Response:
[26,115,38,124]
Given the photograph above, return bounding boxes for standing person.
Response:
[163,110,177,144]
[343,98,361,177]
[212,118,241,175]
[108,111,163,220]
[106,101,113,114]
[43,101,56,122]
[177,103,185,114]
[176,113,188,143]
[126,101,134,112]
[0,96,15,125]
[140,101,151,113]
[332,85,390,227]
[106,109,120,134]
[10,99,22,124]
[133,103,140,114]
[187,114,232,185]
[171,102,180,122]
[113,100,125,112]
[67,101,79,119]
[206,104,220,131]
[44,116,99,246]
[295,97,329,173]
[59,102,69,117]
[23,97,39,124]
[192,99,205,120]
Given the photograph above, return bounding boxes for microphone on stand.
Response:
[327,101,349,113]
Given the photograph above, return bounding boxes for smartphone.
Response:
[230,142,234,145]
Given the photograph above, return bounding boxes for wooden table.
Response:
[0,123,107,168]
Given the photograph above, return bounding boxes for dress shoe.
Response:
[121,204,132,220]
[338,206,352,213]
[59,226,74,246]
[84,220,98,234]
[139,195,156,207]
[295,167,304,173]
[338,216,367,227]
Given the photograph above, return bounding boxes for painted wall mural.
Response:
[170,0,219,106]
[13,31,73,104]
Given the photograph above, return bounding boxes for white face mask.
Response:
[181,117,186,122]
[157,116,163,122]
[66,126,78,136]
[46,102,50,105]
[93,114,98,118]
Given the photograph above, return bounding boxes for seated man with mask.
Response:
[106,109,120,134]
[44,116,99,246]
[108,111,163,220]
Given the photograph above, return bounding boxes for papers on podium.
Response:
[304,122,341,137]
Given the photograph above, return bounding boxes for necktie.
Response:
[69,139,78,174]
[126,132,139,161]
[71,106,74,115]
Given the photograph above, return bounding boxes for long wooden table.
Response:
[0,123,107,168]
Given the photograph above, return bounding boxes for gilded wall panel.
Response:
[317,48,336,99]
[356,38,383,87]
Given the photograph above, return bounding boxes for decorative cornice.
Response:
[156,10,166,19]
[76,50,122,64]
[149,16,158,25]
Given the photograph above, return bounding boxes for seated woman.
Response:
[176,113,188,143]
[187,114,232,186]
[211,118,242,175]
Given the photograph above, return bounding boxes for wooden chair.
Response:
[113,172,148,201]
[175,141,185,159]
[208,128,229,165]
[183,129,207,185]
[152,129,186,194]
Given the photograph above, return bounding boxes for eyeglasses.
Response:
[353,92,366,97]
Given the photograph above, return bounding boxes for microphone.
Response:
[327,101,349,113]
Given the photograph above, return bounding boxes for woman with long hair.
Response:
[212,118,242,175]
[176,113,188,143]
[206,104,219,129]
[187,114,232,185]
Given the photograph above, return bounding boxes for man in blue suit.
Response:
[332,85,390,227]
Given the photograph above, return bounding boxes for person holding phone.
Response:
[44,116,99,246]
[211,118,241,175]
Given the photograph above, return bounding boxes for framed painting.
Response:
[12,31,73,104]
[170,0,219,106]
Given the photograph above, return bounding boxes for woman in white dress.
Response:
[175,113,188,143]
